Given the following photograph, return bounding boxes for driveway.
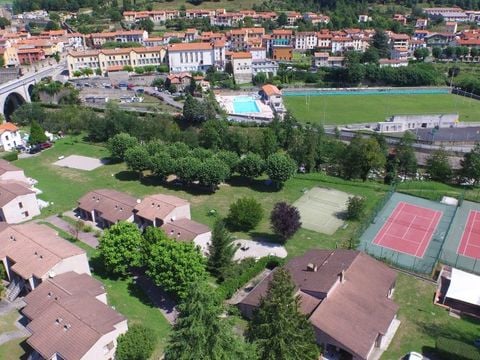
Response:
[233,239,287,261]
[44,215,99,248]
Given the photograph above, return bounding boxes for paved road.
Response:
[45,215,99,248]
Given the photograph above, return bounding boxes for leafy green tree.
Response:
[207,220,236,280]
[432,47,442,59]
[12,103,46,126]
[98,222,144,276]
[164,282,255,360]
[115,324,157,360]
[0,17,11,29]
[150,151,174,180]
[227,197,263,231]
[125,145,151,178]
[277,12,288,26]
[361,47,379,64]
[137,18,154,32]
[342,135,385,181]
[265,153,297,188]
[346,196,366,220]
[414,47,429,61]
[199,120,228,150]
[175,156,202,185]
[215,150,239,174]
[198,157,230,190]
[461,143,480,185]
[145,234,207,300]
[29,120,48,145]
[261,128,279,159]
[427,148,452,183]
[396,132,417,177]
[372,29,390,58]
[108,133,138,161]
[237,152,265,179]
[247,268,319,360]
[270,202,301,242]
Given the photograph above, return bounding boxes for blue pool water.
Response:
[233,97,260,113]
[283,88,450,97]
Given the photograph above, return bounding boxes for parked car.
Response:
[15,145,26,152]
[404,352,423,360]
[28,145,41,154]
[40,142,52,150]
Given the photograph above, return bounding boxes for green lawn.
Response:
[0,338,28,360]
[0,309,21,334]
[382,273,480,359]
[284,93,480,125]
[15,137,388,258]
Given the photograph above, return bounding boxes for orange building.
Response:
[272,46,293,61]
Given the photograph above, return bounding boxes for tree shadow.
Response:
[140,175,216,196]
[19,339,32,360]
[115,170,139,182]
[421,346,440,360]
[248,231,283,244]
[227,175,279,193]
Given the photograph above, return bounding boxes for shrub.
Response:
[436,337,480,360]
[227,197,263,231]
[270,202,301,242]
[115,324,157,360]
[1,151,18,161]
[217,256,284,299]
[346,196,366,220]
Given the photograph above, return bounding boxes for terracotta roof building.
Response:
[76,189,138,228]
[0,223,90,300]
[23,271,128,360]
[238,250,399,360]
[134,193,190,228]
[0,181,40,223]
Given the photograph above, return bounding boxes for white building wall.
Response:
[50,253,91,277]
[0,193,40,224]
[0,170,29,183]
[168,49,215,73]
[81,319,128,360]
[0,131,22,151]
[193,231,212,255]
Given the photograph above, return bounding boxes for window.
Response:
[18,202,23,209]
[22,211,29,218]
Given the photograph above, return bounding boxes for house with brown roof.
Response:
[260,84,285,114]
[237,250,399,360]
[0,122,23,151]
[22,271,128,360]
[0,159,30,183]
[0,223,90,301]
[76,189,138,228]
[0,181,40,223]
[134,194,211,252]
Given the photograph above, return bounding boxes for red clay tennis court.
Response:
[373,202,443,258]
[458,210,480,259]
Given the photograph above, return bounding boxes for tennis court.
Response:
[372,202,443,258]
[293,187,351,235]
[441,201,480,274]
[458,210,480,259]
[359,192,456,274]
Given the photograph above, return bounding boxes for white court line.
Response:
[458,210,477,256]
[415,210,442,258]
[401,215,416,241]
[464,211,480,257]
[375,202,407,246]
[375,234,426,258]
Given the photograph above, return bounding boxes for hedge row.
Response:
[1,151,18,161]
[436,337,480,360]
[217,256,284,300]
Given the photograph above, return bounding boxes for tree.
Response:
[197,157,230,190]
[125,145,151,178]
[0,17,11,29]
[277,12,288,26]
[150,151,174,180]
[29,120,48,145]
[164,282,255,360]
[108,133,138,161]
[342,135,385,181]
[199,119,228,150]
[461,143,480,185]
[261,128,279,159]
[137,18,154,32]
[115,324,157,360]
[427,148,452,183]
[215,150,239,174]
[432,47,442,59]
[396,132,417,177]
[247,268,319,360]
[98,222,144,276]
[237,152,265,179]
[227,197,263,231]
[372,29,390,58]
[361,47,379,64]
[145,234,207,300]
[207,220,236,280]
[414,47,429,61]
[270,202,301,242]
[175,156,202,185]
[346,196,366,220]
[265,153,297,189]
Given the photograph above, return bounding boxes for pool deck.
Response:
[216,94,274,120]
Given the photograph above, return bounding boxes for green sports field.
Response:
[284,93,480,125]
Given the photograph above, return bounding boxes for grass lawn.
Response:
[0,338,28,360]
[382,273,480,359]
[0,309,21,334]
[284,93,480,125]
[15,137,388,258]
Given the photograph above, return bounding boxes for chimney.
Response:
[339,269,346,283]
[307,263,317,272]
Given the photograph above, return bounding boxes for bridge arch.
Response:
[28,84,34,97]
[3,92,26,121]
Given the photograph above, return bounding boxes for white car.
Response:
[406,352,423,360]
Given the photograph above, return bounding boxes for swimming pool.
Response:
[233,97,260,113]
[283,88,450,97]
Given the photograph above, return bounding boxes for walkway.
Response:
[44,215,99,248]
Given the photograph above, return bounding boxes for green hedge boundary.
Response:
[436,337,480,360]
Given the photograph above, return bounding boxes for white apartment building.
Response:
[168,41,226,73]
[295,32,318,50]
[231,52,252,84]
[89,30,148,47]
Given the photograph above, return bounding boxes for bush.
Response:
[346,196,366,221]
[217,256,284,299]
[227,197,263,231]
[115,324,157,360]
[436,337,480,360]
[1,151,18,161]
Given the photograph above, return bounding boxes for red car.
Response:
[39,142,52,150]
